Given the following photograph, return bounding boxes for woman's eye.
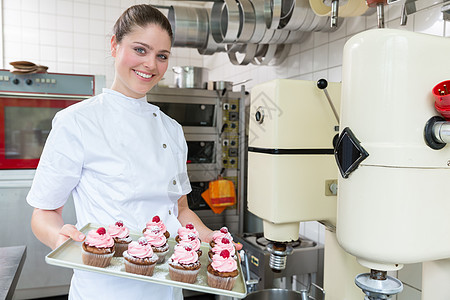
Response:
[157,54,168,60]
[135,47,146,54]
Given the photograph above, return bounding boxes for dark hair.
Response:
[113,4,173,44]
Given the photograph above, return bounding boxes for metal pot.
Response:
[243,289,308,300]
[172,66,208,89]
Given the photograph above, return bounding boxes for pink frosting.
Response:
[170,244,199,264]
[126,241,154,259]
[178,238,201,252]
[85,229,114,248]
[144,226,167,247]
[108,224,129,239]
[146,220,167,233]
[212,241,236,256]
[177,226,199,240]
[211,253,238,272]
[212,231,233,243]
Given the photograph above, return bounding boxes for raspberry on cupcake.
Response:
[144,215,170,239]
[208,236,236,262]
[123,237,158,276]
[175,223,200,243]
[168,243,201,284]
[207,249,239,290]
[143,225,169,263]
[81,227,115,268]
[108,220,132,257]
[177,233,202,258]
[210,227,233,248]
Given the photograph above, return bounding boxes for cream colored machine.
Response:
[248,79,368,299]
[335,29,450,299]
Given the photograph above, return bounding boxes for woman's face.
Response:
[111,23,171,99]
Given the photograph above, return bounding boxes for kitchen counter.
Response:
[0,246,26,300]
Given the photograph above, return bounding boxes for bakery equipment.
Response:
[0,70,94,298]
[147,86,246,233]
[234,233,324,298]
[336,29,450,299]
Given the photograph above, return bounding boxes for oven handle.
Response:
[0,92,90,100]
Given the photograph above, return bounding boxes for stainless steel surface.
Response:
[355,272,403,299]
[168,6,209,48]
[234,233,324,299]
[266,243,293,271]
[172,66,208,89]
[432,121,450,144]
[0,246,26,300]
[243,288,307,300]
[376,2,385,28]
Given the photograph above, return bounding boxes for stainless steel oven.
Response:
[147,86,246,233]
[0,70,95,298]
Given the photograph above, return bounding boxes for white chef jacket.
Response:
[27,88,192,299]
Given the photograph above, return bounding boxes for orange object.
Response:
[201,177,236,214]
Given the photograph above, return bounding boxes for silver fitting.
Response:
[266,242,293,272]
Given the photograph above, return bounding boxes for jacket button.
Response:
[153,113,157,117]
[173,180,177,185]
[163,144,167,148]
[169,210,172,215]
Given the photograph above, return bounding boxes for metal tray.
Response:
[46,223,247,298]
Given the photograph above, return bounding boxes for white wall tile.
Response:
[299,32,314,52]
[73,48,90,64]
[89,34,107,50]
[21,0,39,12]
[57,31,74,48]
[89,20,106,35]
[74,2,89,18]
[4,42,23,61]
[313,44,328,71]
[328,38,346,68]
[22,28,40,45]
[299,49,313,75]
[346,15,366,35]
[74,33,90,49]
[21,11,40,27]
[57,62,74,73]
[3,10,21,26]
[73,18,90,34]
[22,43,40,61]
[39,29,57,46]
[57,16,74,32]
[105,6,122,23]
[3,0,21,10]
[313,32,329,47]
[328,66,342,82]
[4,27,22,43]
[57,47,74,62]
[40,45,57,62]
[40,0,56,14]
[57,0,73,16]
[90,4,106,20]
[39,13,57,30]
[329,19,347,41]
[89,49,108,64]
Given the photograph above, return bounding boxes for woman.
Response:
[27,4,240,299]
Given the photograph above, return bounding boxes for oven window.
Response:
[156,103,215,126]
[4,106,60,159]
[187,141,215,163]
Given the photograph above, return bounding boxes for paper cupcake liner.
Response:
[81,248,114,268]
[207,272,237,290]
[113,242,129,257]
[154,249,169,264]
[124,260,156,276]
[168,265,200,284]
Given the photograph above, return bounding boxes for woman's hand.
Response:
[205,230,243,251]
[55,224,85,249]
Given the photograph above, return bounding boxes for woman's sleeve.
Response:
[26,110,84,210]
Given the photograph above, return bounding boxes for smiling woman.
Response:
[26,4,230,300]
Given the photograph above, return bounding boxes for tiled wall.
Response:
[1,0,448,246]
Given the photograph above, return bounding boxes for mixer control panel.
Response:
[221,98,240,169]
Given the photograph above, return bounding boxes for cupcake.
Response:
[144,215,170,239]
[178,235,203,258]
[108,220,132,257]
[207,249,239,290]
[210,227,233,248]
[208,236,236,262]
[168,243,201,284]
[81,227,115,268]
[144,225,169,263]
[175,223,199,243]
[123,237,158,276]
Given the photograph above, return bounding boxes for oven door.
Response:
[185,133,222,173]
[0,95,83,169]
